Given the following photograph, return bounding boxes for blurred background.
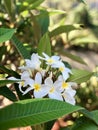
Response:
[0,0,98,111]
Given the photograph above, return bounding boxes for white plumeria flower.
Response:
[44,77,63,101]
[19,53,41,74]
[58,75,76,96]
[40,52,60,65]
[52,61,72,80]
[57,75,76,105]
[22,72,48,98]
[8,71,31,93]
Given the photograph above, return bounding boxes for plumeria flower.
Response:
[58,75,76,105]
[19,53,41,74]
[22,72,48,98]
[44,77,63,101]
[8,71,31,93]
[58,75,76,95]
[40,52,60,66]
[52,61,72,80]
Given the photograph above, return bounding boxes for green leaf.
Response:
[91,110,98,125]
[68,69,93,83]
[71,116,98,130]
[0,65,20,78]
[11,35,31,59]
[77,0,86,4]
[0,98,83,129]
[36,10,49,35]
[19,0,45,12]
[38,33,51,56]
[0,28,16,43]
[0,79,21,87]
[56,49,86,65]
[28,0,45,9]
[3,0,15,21]
[49,24,82,38]
[0,86,17,101]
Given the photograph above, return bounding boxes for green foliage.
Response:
[38,33,51,56]
[49,24,82,38]
[0,28,16,43]
[11,35,31,59]
[0,98,83,129]
[0,0,98,129]
[0,86,17,101]
[68,69,93,83]
[0,79,21,87]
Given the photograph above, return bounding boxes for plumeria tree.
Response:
[0,0,98,130]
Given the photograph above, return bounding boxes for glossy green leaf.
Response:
[0,98,83,129]
[11,35,30,59]
[68,69,93,83]
[0,86,17,101]
[0,28,16,43]
[49,24,82,38]
[38,33,51,56]
[0,79,21,87]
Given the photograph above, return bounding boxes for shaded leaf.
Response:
[91,110,98,125]
[0,79,21,87]
[0,86,17,102]
[0,65,20,78]
[38,33,51,56]
[68,69,93,83]
[0,98,83,129]
[56,48,86,65]
[11,35,31,59]
[0,28,16,43]
[49,24,83,38]
[71,116,98,130]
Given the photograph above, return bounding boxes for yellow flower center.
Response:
[59,67,64,72]
[49,87,55,93]
[21,81,24,86]
[47,58,54,64]
[62,82,68,89]
[34,83,41,91]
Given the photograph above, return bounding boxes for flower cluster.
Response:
[9,53,77,105]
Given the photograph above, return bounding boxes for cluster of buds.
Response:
[9,53,77,105]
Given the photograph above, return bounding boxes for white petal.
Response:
[34,87,48,98]
[52,56,60,61]
[26,78,34,87]
[19,84,24,93]
[54,80,62,89]
[62,71,69,80]
[22,87,33,95]
[21,71,30,79]
[42,52,50,59]
[35,72,42,84]
[63,92,76,105]
[45,77,53,86]
[8,77,19,80]
[25,59,32,67]
[49,91,63,101]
